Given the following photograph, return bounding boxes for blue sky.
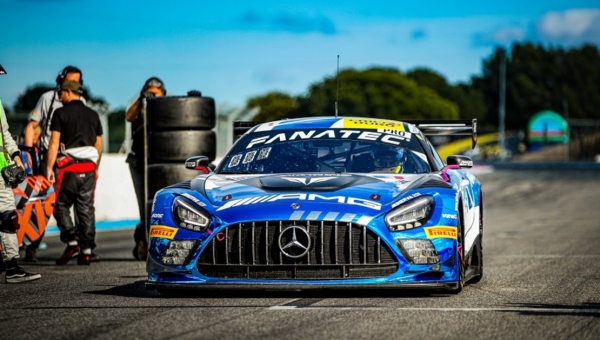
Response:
[2,0,600,112]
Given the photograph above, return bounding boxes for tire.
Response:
[148,130,216,163]
[469,199,484,284]
[147,163,198,199]
[147,96,216,130]
[450,206,465,294]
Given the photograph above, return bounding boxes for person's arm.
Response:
[23,120,41,168]
[24,120,40,148]
[0,105,21,166]
[125,100,141,122]
[46,131,60,183]
[94,135,102,168]
[25,93,48,167]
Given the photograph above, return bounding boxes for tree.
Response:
[473,43,600,131]
[107,108,126,153]
[13,83,108,113]
[406,68,487,127]
[248,92,298,122]
[297,67,459,120]
[13,84,53,113]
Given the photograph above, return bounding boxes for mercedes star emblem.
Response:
[278,226,311,258]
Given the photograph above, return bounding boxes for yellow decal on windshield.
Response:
[342,118,405,131]
[424,226,457,240]
[149,225,178,239]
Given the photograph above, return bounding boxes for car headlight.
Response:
[396,239,440,264]
[172,196,210,232]
[162,240,198,265]
[151,238,199,265]
[385,196,433,231]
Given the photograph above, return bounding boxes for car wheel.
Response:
[147,96,216,130]
[148,130,216,163]
[469,202,484,283]
[450,206,465,294]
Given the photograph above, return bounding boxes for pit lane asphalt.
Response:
[1,169,599,340]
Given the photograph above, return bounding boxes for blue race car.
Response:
[146,116,483,294]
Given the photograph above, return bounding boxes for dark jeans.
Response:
[54,169,97,249]
[127,153,147,243]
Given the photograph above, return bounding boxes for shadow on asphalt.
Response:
[85,280,454,299]
[31,257,142,263]
[501,302,600,318]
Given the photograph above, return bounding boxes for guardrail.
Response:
[479,161,600,170]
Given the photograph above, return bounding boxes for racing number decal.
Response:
[342,118,405,131]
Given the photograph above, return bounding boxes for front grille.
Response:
[197,221,399,280]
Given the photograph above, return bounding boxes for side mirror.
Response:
[446,155,473,168]
[185,156,212,174]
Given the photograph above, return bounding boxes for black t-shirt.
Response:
[130,107,144,159]
[50,100,103,149]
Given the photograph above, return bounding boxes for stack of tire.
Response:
[145,95,216,214]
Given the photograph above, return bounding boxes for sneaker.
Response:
[5,266,41,283]
[77,253,91,265]
[56,245,80,265]
[24,247,38,263]
[90,252,101,262]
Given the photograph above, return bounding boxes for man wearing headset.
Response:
[126,77,166,261]
[46,80,103,266]
[0,63,41,283]
[22,66,98,263]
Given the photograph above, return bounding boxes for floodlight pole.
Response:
[498,51,507,161]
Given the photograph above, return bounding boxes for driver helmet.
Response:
[373,147,407,173]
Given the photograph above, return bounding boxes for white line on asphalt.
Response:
[489,255,600,258]
[267,306,600,313]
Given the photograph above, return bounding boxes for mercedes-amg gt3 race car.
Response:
[146,117,483,294]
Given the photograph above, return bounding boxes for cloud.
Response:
[473,25,526,47]
[238,10,337,35]
[471,9,600,47]
[535,8,600,44]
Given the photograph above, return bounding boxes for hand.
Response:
[140,91,156,100]
[187,90,202,97]
[47,167,55,183]
[13,155,25,169]
[25,151,32,168]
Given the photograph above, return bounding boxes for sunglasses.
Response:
[146,79,164,88]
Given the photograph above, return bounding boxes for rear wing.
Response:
[233,119,478,149]
[405,119,478,149]
[233,121,262,143]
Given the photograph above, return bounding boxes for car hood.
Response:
[190,173,433,217]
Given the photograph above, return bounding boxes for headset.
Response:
[56,65,83,86]
[142,76,167,95]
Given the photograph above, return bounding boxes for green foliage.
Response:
[296,67,459,120]
[473,43,600,131]
[248,92,298,122]
[13,83,108,113]
[406,68,487,125]
[13,83,54,113]
[108,108,126,153]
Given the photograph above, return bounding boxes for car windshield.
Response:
[218,129,432,174]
